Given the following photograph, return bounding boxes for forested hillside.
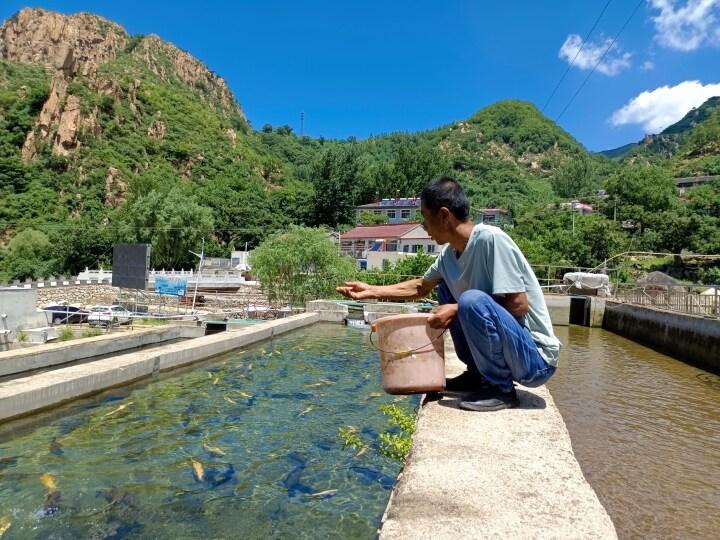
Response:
[1,8,718,284]
[601,96,720,177]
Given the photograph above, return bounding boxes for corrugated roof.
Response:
[341,223,420,240]
[357,198,421,209]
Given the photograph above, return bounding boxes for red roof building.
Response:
[340,223,440,259]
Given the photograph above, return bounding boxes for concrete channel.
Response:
[0,313,319,423]
[0,303,616,538]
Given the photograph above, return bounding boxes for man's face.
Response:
[420,203,447,243]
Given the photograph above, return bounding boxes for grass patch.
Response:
[137,318,170,326]
[58,326,75,341]
[81,328,103,338]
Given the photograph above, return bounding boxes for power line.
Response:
[555,0,644,123]
[542,0,613,113]
[0,223,272,232]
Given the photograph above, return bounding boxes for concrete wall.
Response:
[0,313,319,422]
[0,288,47,335]
[0,325,204,377]
[603,302,720,374]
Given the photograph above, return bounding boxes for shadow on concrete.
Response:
[430,388,547,410]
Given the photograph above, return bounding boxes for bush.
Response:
[251,226,356,307]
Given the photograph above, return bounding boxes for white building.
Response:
[340,223,440,269]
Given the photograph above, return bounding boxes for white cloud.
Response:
[558,34,632,76]
[641,60,656,70]
[649,0,720,51]
[610,80,720,132]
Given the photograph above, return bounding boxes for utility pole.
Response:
[189,238,205,313]
[300,111,304,137]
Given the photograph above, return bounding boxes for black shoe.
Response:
[458,387,519,412]
[444,370,492,393]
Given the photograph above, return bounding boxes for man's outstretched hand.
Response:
[427,303,458,329]
[336,281,377,300]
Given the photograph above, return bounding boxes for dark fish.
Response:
[49,438,64,456]
[204,464,236,489]
[43,490,62,516]
[88,518,143,540]
[96,487,139,511]
[0,456,19,470]
[351,466,395,489]
[102,395,126,404]
[55,416,86,436]
[283,453,313,496]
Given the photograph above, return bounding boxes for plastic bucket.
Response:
[370,313,445,395]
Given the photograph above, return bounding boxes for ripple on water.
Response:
[0,323,414,539]
[548,326,720,540]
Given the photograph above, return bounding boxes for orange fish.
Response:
[190,459,204,482]
[39,473,57,491]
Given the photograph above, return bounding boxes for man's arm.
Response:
[336,277,437,301]
[496,292,529,317]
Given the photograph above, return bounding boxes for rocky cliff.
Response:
[0,8,245,163]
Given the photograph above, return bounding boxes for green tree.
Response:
[311,145,362,227]
[1,229,52,281]
[119,188,214,268]
[250,226,356,306]
[550,156,597,199]
[606,164,676,215]
[358,210,389,225]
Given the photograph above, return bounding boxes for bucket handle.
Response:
[369,324,447,356]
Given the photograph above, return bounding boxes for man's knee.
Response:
[458,289,493,315]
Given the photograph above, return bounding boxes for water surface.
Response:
[549,326,720,540]
[0,323,414,539]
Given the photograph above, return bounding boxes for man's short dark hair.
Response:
[421,176,470,221]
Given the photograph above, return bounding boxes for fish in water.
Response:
[305,379,334,388]
[96,487,139,511]
[224,396,237,405]
[212,376,220,385]
[40,473,57,491]
[49,438,64,456]
[308,489,337,499]
[43,490,62,516]
[297,405,315,417]
[0,517,10,537]
[0,457,18,471]
[355,447,369,457]
[368,392,383,398]
[283,453,313,496]
[351,466,395,489]
[203,443,226,457]
[102,401,134,419]
[207,372,213,379]
[203,464,236,488]
[191,459,204,482]
[235,391,252,399]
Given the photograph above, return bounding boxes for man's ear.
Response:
[439,207,451,223]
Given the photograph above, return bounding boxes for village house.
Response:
[355,197,421,223]
[477,208,510,225]
[340,223,440,269]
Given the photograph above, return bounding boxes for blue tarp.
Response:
[155,276,188,296]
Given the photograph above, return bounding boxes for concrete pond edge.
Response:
[0,313,320,423]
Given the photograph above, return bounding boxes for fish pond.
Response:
[0,323,416,539]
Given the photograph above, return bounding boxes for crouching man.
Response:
[337,176,560,412]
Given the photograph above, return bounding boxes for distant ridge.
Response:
[598,96,720,160]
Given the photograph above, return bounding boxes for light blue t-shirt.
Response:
[423,224,561,366]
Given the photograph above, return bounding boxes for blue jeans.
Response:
[438,281,555,392]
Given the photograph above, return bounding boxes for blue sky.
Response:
[1,1,719,151]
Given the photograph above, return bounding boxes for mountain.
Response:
[599,96,720,168]
[0,8,599,278]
